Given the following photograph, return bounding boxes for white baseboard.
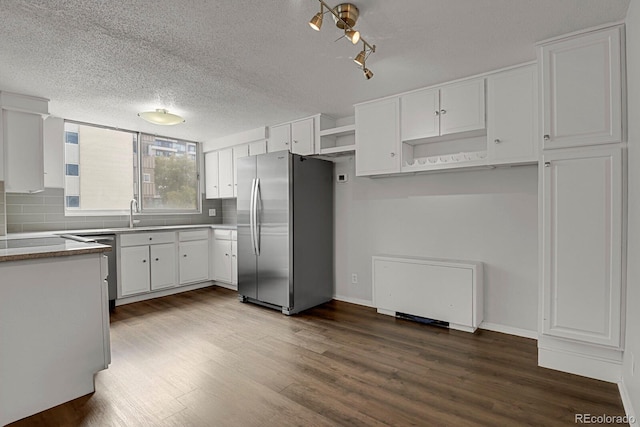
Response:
[618,380,638,426]
[538,347,622,383]
[116,281,214,306]
[214,282,238,291]
[333,295,374,308]
[479,322,538,340]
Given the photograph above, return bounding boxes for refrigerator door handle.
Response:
[254,178,261,256]
[249,178,257,255]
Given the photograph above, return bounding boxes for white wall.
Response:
[623,1,640,418]
[334,157,539,333]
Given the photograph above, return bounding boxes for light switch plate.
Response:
[208,208,216,217]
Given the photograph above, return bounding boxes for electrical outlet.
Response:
[351,273,358,284]
[208,208,216,217]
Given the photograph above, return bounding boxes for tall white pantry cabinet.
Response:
[537,24,626,382]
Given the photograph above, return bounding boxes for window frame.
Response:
[63,120,202,216]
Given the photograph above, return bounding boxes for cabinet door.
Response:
[218,148,234,198]
[204,151,219,199]
[231,240,238,286]
[119,246,150,297]
[268,124,291,153]
[291,118,314,155]
[150,243,176,290]
[233,144,249,197]
[487,65,538,164]
[179,240,210,284]
[400,88,439,141]
[355,98,401,176]
[539,26,622,149]
[212,239,232,283]
[439,79,485,136]
[541,147,622,347]
[249,140,267,156]
[3,110,44,193]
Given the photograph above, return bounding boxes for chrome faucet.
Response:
[129,198,139,228]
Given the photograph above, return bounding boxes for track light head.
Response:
[354,50,366,66]
[309,12,323,31]
[345,29,360,44]
[363,67,374,80]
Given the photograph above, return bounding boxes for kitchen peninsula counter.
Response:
[0,236,110,262]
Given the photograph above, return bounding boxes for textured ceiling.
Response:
[0,0,631,143]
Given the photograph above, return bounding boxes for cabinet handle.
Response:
[155,258,159,261]
[543,135,550,141]
[225,253,229,256]
[149,237,152,241]
[544,162,551,167]
[228,184,232,186]
[390,152,396,157]
[183,254,187,257]
[293,140,298,144]
[213,185,217,188]
[285,142,289,146]
[142,259,147,263]
[494,139,501,144]
[434,110,440,116]
[232,255,236,258]
[440,109,447,115]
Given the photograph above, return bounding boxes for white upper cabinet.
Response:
[248,140,267,156]
[291,118,314,155]
[1,92,49,193]
[218,147,234,198]
[204,151,219,199]
[400,88,439,140]
[541,146,623,348]
[400,78,485,142]
[439,79,486,136]
[538,25,623,149]
[487,65,538,164]
[268,123,290,153]
[268,117,315,155]
[232,144,249,197]
[355,97,401,176]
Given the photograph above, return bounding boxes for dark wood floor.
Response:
[11,287,625,426]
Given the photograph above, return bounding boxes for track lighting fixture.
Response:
[309,1,376,79]
[308,4,324,31]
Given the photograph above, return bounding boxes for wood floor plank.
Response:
[8,287,626,426]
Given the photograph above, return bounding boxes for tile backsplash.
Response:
[222,198,237,225]
[5,188,223,233]
[0,181,5,236]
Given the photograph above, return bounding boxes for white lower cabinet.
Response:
[119,245,152,296]
[211,229,237,288]
[150,243,177,290]
[539,145,624,382]
[118,232,177,297]
[179,234,210,285]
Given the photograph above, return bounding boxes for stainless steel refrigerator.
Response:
[237,150,333,314]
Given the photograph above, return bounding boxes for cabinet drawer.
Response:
[213,229,232,240]
[119,231,176,247]
[179,229,209,242]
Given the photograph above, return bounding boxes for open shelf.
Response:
[319,144,356,156]
[319,124,356,138]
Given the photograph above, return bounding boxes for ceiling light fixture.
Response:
[138,109,185,125]
[309,1,376,79]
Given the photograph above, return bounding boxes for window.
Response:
[63,122,200,214]
[65,164,79,176]
[139,134,199,211]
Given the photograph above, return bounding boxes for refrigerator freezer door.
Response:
[237,155,257,299]
[255,151,291,308]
